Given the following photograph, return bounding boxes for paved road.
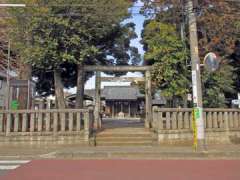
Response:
[0,170,7,177]
[1,160,240,180]
[0,160,30,177]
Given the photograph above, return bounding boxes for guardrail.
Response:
[0,109,94,141]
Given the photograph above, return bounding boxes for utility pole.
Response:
[6,39,11,110]
[186,0,205,150]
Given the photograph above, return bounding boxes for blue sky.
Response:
[69,0,146,92]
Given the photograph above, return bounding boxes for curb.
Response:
[55,150,240,160]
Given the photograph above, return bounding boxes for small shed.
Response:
[9,79,36,109]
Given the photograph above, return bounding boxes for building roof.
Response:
[152,99,166,105]
[66,86,166,105]
[102,86,144,100]
[66,86,145,101]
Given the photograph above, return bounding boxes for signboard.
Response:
[232,99,240,105]
[232,96,240,109]
[204,52,220,72]
[11,100,19,110]
[187,94,192,101]
[192,71,198,104]
[239,93,240,108]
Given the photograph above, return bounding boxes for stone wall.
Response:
[157,129,240,145]
[0,109,94,145]
[153,108,240,145]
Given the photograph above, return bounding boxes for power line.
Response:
[0,10,239,19]
[0,0,239,7]
[0,1,239,19]
[0,0,239,10]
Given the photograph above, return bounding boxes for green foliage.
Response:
[9,0,131,67]
[8,0,139,96]
[143,21,190,100]
[141,1,238,108]
[202,64,235,108]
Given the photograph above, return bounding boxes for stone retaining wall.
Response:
[153,108,240,145]
[0,109,94,145]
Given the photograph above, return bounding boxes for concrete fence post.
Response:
[13,113,19,132]
[84,111,90,142]
[69,112,74,132]
[53,112,58,135]
[152,106,158,130]
[22,113,27,132]
[213,112,218,129]
[229,112,234,128]
[234,112,239,128]
[172,112,177,130]
[6,112,11,136]
[0,113,3,133]
[224,112,230,136]
[30,112,35,133]
[37,100,44,132]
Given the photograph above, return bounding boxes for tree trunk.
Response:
[183,95,188,108]
[54,69,65,109]
[18,63,32,109]
[75,64,85,109]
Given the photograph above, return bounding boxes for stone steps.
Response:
[97,132,153,138]
[96,142,154,147]
[96,136,154,141]
[95,128,157,147]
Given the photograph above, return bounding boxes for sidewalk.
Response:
[0,144,240,160]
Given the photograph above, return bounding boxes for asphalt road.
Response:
[0,170,7,176]
[1,160,240,180]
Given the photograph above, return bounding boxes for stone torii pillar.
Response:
[94,71,101,129]
[145,70,152,128]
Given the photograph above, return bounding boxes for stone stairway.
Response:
[94,119,157,147]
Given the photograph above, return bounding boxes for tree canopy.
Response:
[141,0,239,108]
[143,21,190,103]
[7,0,139,98]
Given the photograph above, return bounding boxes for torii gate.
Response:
[84,66,153,129]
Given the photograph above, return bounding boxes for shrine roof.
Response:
[102,86,144,100]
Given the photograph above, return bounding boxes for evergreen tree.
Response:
[202,64,235,108]
[142,20,190,107]
[142,0,238,107]
[7,0,139,108]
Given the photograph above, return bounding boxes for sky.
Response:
[70,0,146,92]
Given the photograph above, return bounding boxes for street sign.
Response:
[204,52,220,72]
[232,99,240,105]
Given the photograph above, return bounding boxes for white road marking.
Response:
[0,160,30,164]
[0,160,30,170]
[0,165,19,170]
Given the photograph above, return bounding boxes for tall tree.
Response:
[142,0,239,107]
[202,64,235,107]
[142,20,190,107]
[8,0,138,109]
[6,0,48,109]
